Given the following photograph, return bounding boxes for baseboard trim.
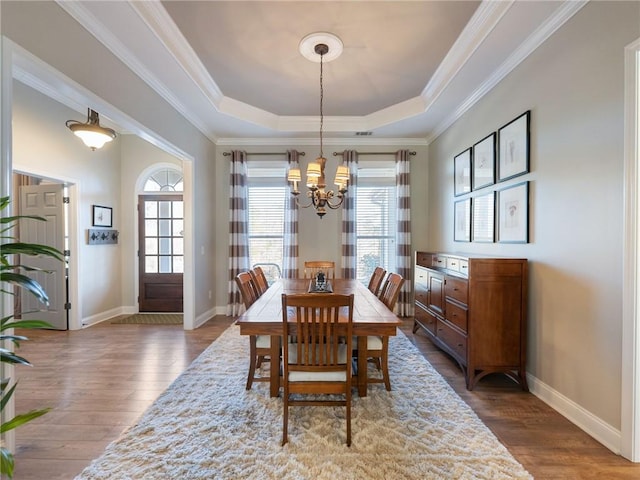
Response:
[527,372,621,455]
[82,306,135,327]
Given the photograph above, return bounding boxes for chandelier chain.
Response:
[319,49,324,158]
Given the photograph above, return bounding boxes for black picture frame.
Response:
[92,205,113,227]
[454,198,471,242]
[498,110,530,182]
[472,132,496,190]
[472,192,495,243]
[454,148,471,196]
[497,181,529,243]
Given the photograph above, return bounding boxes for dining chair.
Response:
[367,266,386,297]
[250,266,269,296]
[361,272,404,391]
[236,271,271,390]
[281,292,354,446]
[303,260,336,280]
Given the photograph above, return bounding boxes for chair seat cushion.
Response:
[256,335,271,348]
[352,336,383,350]
[287,343,349,382]
[366,336,383,350]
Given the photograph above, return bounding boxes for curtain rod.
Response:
[331,151,416,156]
[222,151,305,156]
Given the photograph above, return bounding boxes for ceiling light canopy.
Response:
[66,108,116,151]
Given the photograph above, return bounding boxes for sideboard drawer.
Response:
[445,299,468,333]
[415,305,437,335]
[445,276,468,304]
[437,320,467,362]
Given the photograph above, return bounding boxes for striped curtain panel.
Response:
[396,149,413,317]
[282,150,300,279]
[227,150,251,316]
[340,150,358,279]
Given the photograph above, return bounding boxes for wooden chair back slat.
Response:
[378,273,405,312]
[303,261,336,280]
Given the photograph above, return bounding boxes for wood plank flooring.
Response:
[9,316,640,479]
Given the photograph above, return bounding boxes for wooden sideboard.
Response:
[413,251,528,391]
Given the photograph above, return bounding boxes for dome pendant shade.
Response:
[66,109,116,151]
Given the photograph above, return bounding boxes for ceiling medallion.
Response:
[298,32,343,63]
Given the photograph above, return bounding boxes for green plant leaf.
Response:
[0,242,64,261]
[0,407,52,434]
[0,348,31,366]
[1,319,53,331]
[0,382,16,411]
[0,272,49,304]
[1,446,15,479]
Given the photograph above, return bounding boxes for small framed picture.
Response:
[472,132,496,190]
[498,110,530,182]
[497,182,529,243]
[454,148,471,196]
[472,192,495,243]
[92,205,113,227]
[454,198,471,242]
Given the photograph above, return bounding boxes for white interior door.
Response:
[18,184,67,330]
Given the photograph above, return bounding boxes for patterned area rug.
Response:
[111,313,183,325]
[76,326,532,480]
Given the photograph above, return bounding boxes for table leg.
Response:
[270,335,280,397]
[357,336,367,397]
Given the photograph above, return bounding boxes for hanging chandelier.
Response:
[66,108,116,151]
[288,33,349,219]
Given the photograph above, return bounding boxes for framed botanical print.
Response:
[92,205,112,227]
[472,192,495,243]
[454,198,471,242]
[472,132,496,190]
[498,110,530,182]
[454,148,471,196]
[497,182,529,243]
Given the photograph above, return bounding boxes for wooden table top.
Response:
[236,278,402,336]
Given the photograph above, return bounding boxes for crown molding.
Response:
[56,0,212,139]
[421,0,513,111]
[427,0,588,144]
[215,137,428,147]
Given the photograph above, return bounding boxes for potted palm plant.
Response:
[0,195,64,478]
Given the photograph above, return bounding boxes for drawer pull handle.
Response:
[457,343,463,347]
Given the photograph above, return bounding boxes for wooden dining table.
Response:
[236,278,402,397]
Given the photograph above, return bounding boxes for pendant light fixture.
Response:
[66,108,116,151]
[288,32,349,219]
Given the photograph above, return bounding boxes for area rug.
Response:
[111,313,183,325]
[76,325,532,480]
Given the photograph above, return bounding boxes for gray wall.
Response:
[426,1,640,430]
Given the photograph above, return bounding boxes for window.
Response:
[143,168,183,192]
[356,162,397,283]
[247,162,286,283]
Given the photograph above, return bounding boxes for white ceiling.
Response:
[50,0,585,145]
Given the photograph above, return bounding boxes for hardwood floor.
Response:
[10,316,640,479]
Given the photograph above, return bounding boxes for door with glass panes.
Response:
[138,194,183,312]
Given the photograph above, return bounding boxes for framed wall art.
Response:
[497,181,529,243]
[454,148,471,196]
[454,198,471,242]
[498,110,530,182]
[472,132,496,190]
[92,205,113,227]
[472,192,495,243]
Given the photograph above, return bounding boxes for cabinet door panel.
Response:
[427,271,445,315]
